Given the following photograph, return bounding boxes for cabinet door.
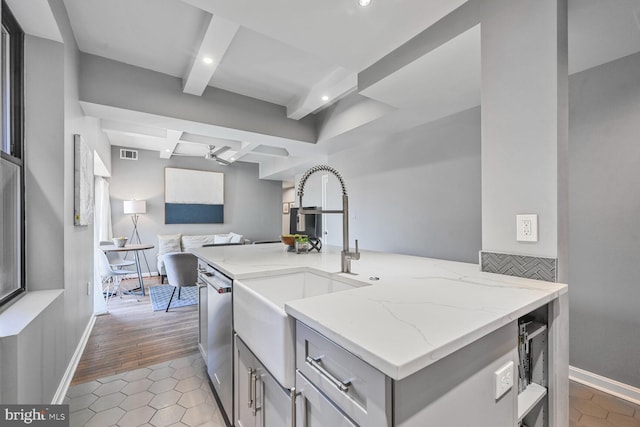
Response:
[258,366,291,427]
[235,339,258,427]
[296,371,357,427]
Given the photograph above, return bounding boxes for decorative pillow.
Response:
[228,232,244,244]
[182,234,216,251]
[158,234,182,255]
[214,234,232,244]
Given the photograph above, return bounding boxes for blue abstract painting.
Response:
[164,168,224,224]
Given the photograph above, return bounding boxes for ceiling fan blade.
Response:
[213,156,231,166]
[211,146,230,156]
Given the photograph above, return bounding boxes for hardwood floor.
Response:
[71,276,199,385]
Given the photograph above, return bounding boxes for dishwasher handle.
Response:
[198,273,232,294]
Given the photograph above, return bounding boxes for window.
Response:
[0,1,24,307]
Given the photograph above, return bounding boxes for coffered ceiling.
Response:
[20,0,640,179]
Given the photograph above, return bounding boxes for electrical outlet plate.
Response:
[516,214,538,242]
[494,361,514,399]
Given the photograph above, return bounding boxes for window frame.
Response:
[0,0,25,308]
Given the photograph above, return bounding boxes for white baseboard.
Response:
[569,365,640,406]
[198,343,207,362]
[52,315,96,404]
[123,271,160,280]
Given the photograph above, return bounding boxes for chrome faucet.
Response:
[297,165,360,274]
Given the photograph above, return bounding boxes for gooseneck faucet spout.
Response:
[297,165,360,274]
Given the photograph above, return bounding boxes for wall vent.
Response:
[119,149,138,160]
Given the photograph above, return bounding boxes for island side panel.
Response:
[548,293,569,426]
[394,321,518,427]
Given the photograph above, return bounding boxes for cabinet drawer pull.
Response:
[251,372,258,416]
[248,368,254,408]
[305,356,351,393]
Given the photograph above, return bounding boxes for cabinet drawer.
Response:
[296,322,391,427]
[296,371,357,427]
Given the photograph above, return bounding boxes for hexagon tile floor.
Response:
[65,353,226,427]
[67,353,640,427]
[570,381,640,427]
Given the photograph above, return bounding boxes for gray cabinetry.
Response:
[235,336,257,427]
[295,371,357,427]
[235,336,292,427]
[393,322,517,427]
[295,322,391,427]
[295,320,518,427]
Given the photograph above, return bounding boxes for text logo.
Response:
[1,405,69,426]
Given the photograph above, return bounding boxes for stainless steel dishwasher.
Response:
[198,261,233,425]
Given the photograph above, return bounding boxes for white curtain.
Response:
[93,177,112,314]
[94,177,113,242]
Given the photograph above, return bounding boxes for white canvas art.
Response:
[164,168,224,224]
[74,135,94,226]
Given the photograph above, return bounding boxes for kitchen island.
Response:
[193,243,568,427]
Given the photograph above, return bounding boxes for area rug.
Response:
[149,285,198,311]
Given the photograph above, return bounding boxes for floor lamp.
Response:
[123,200,152,276]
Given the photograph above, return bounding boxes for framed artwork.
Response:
[165,167,224,224]
[74,134,94,226]
[283,202,290,214]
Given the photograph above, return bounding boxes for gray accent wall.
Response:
[320,107,481,263]
[568,51,640,388]
[109,148,282,272]
[481,0,568,279]
[0,0,111,403]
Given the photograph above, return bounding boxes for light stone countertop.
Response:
[192,243,567,380]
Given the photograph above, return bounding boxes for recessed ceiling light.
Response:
[203,57,213,64]
[358,0,371,6]
[321,95,330,102]
[165,149,171,153]
[230,157,235,161]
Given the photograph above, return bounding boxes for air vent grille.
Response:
[120,149,138,160]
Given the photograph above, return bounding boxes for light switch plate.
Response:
[516,214,538,242]
[494,361,514,399]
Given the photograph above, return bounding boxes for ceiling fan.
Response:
[205,145,232,165]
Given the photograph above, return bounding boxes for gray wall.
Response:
[109,147,282,273]
[481,0,568,272]
[0,0,110,403]
[79,52,316,145]
[568,51,640,388]
[312,107,481,263]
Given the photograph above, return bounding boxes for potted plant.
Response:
[294,234,309,254]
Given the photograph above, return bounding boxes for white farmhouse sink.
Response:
[233,271,366,389]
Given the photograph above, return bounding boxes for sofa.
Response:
[157,232,248,281]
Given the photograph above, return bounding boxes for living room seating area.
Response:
[157,232,248,281]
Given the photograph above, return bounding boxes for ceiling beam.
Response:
[183,14,240,96]
[161,130,183,159]
[286,68,357,120]
[230,141,260,162]
[101,119,167,138]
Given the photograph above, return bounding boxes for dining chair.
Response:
[163,252,198,312]
[98,249,134,306]
[100,240,136,270]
